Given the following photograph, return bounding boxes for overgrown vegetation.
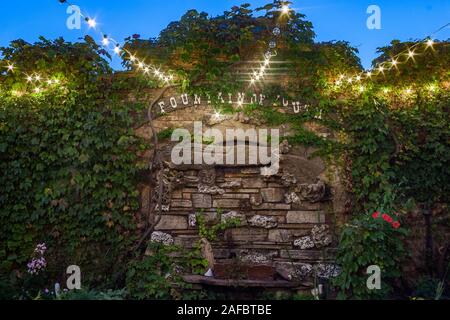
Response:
[0,1,449,300]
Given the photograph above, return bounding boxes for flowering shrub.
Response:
[372,212,401,229]
[333,208,408,299]
[26,243,47,275]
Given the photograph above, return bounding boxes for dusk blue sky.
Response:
[1,0,449,69]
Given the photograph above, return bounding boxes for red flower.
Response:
[382,214,393,223]
[392,221,401,229]
[372,211,380,219]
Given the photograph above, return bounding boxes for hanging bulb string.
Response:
[58,0,174,83]
[249,4,293,86]
[334,20,450,87]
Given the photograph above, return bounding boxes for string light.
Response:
[281,5,290,15]
[213,111,222,120]
[7,64,14,72]
[332,21,449,90]
[86,18,97,28]
[114,45,121,55]
[102,35,110,46]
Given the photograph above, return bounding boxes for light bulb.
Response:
[7,64,14,71]
[426,39,434,47]
[281,5,290,14]
[87,18,97,28]
[366,71,372,77]
[102,37,110,46]
[114,46,121,55]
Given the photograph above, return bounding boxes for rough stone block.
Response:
[253,203,291,210]
[213,199,241,208]
[242,177,266,188]
[268,229,292,243]
[286,211,326,224]
[261,188,285,203]
[192,193,212,208]
[227,228,268,242]
[155,215,188,230]
[171,199,193,208]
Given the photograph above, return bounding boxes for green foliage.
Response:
[196,210,241,242]
[58,288,126,300]
[333,211,407,300]
[0,38,145,289]
[126,243,180,300]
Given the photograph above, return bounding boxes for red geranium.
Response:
[372,211,380,219]
[382,214,394,223]
[392,221,401,229]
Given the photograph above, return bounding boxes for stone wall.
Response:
[133,90,346,286]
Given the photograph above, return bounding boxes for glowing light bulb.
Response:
[34,87,41,93]
[7,64,14,71]
[26,76,33,82]
[35,75,41,81]
[87,18,97,28]
[359,86,365,92]
[129,55,136,62]
[144,67,150,73]
[264,58,270,66]
[138,62,144,69]
[347,77,353,84]
[114,45,121,55]
[383,88,390,94]
[281,5,290,14]
[405,88,413,95]
[408,50,415,59]
[102,36,110,46]
[250,79,256,85]
[426,39,434,47]
[335,80,342,86]
[378,66,385,73]
[366,71,372,78]
[391,59,398,67]
[339,75,345,80]
[427,84,437,92]
[356,75,361,81]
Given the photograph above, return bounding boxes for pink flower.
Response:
[372,211,381,219]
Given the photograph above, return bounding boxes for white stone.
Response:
[151,231,174,246]
[293,236,315,250]
[248,215,278,229]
